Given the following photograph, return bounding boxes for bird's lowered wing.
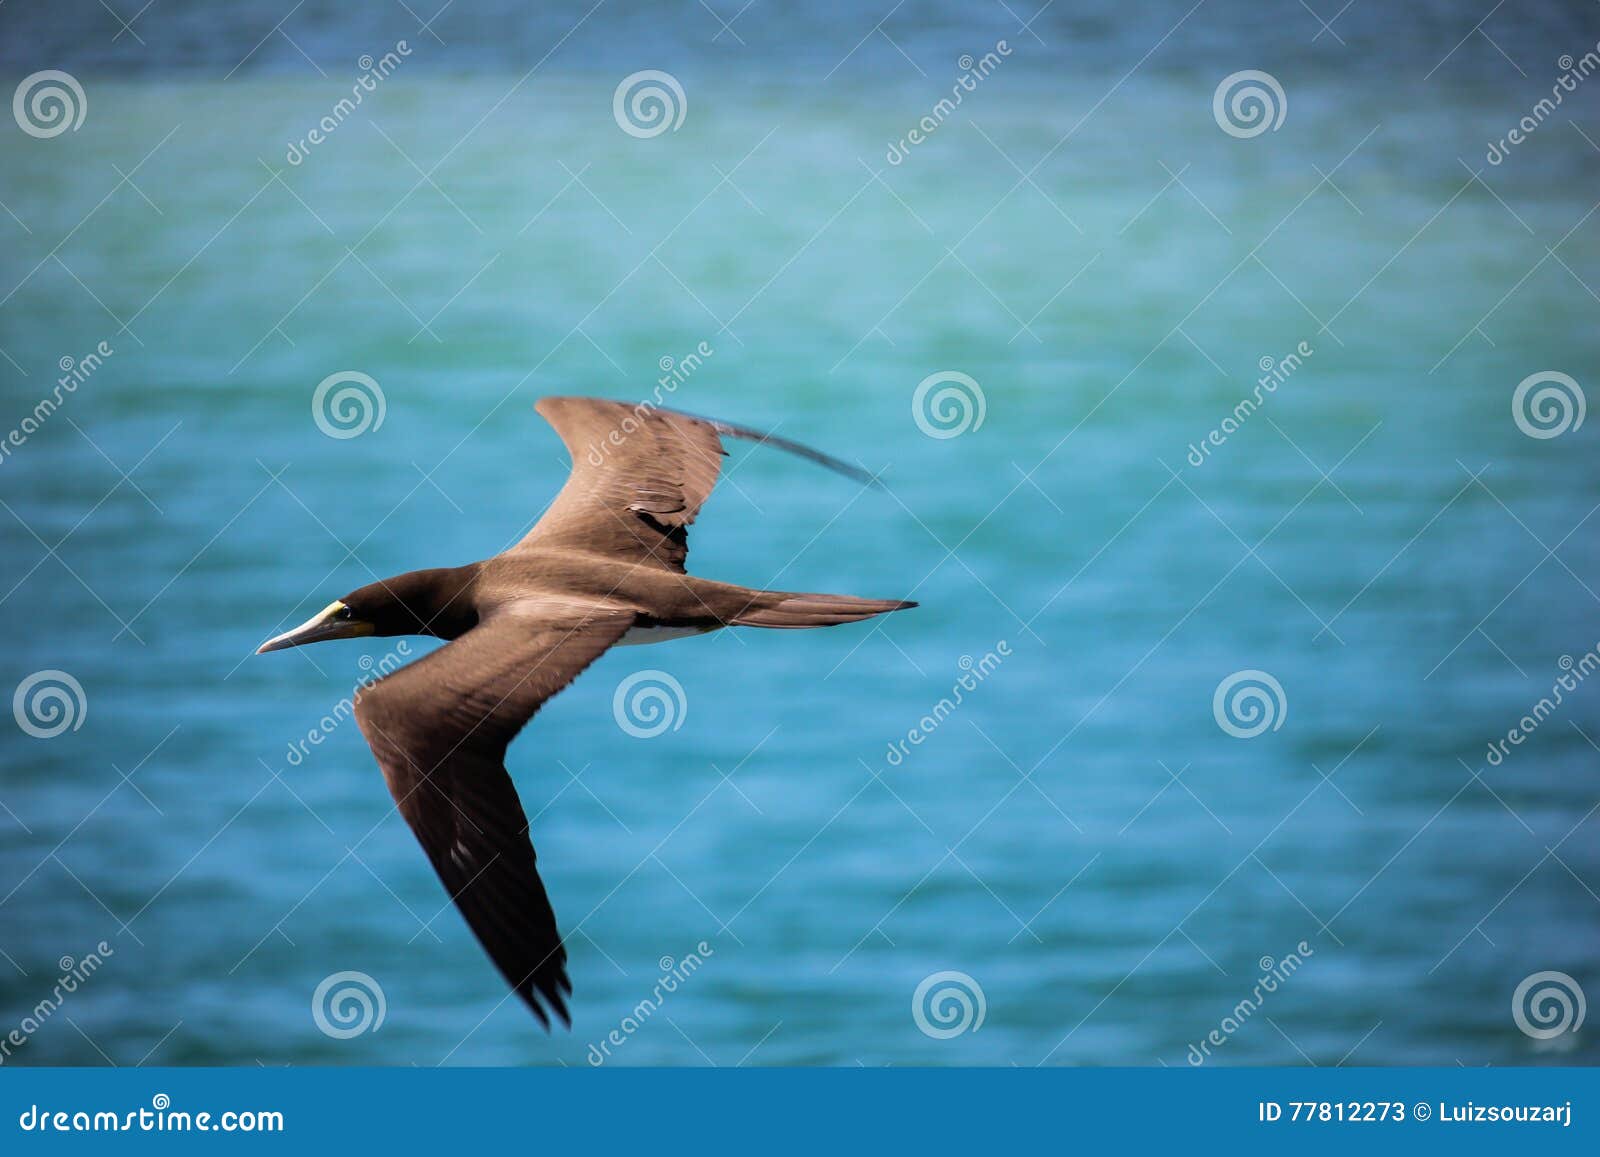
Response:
[519,396,873,573]
[353,602,632,1027]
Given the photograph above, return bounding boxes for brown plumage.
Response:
[257,397,916,1027]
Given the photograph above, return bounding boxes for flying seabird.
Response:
[257,397,915,1027]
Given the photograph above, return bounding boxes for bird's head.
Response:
[256,568,480,653]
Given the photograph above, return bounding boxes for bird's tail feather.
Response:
[727,590,918,629]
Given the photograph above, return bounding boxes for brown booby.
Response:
[257,397,915,1027]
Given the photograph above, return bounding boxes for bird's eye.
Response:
[338,605,355,620]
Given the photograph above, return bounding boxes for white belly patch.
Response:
[617,624,712,647]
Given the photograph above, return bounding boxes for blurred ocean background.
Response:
[2,0,1598,1066]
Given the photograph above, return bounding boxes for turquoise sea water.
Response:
[2,2,1598,1066]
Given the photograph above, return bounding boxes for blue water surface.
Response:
[1,0,1597,1066]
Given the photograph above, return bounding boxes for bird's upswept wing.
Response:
[353,603,633,1027]
[519,396,873,573]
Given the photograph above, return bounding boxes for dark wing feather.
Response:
[519,396,873,572]
[353,603,632,1027]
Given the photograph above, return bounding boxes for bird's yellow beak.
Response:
[256,601,374,654]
